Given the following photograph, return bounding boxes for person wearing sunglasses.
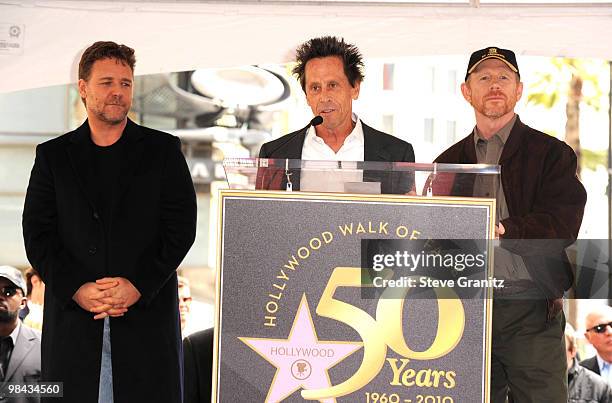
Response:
[581,305,612,384]
[566,322,612,402]
[0,265,41,402]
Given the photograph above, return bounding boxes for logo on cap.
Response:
[485,48,505,59]
[466,46,519,81]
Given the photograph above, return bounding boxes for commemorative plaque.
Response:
[213,189,496,403]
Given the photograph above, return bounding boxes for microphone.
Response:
[261,116,323,158]
[310,115,323,127]
[257,116,323,191]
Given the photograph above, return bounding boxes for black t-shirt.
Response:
[90,134,125,248]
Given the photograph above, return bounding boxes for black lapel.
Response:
[461,131,478,164]
[66,120,97,210]
[281,129,307,160]
[499,117,526,217]
[113,119,146,211]
[363,122,391,162]
[361,122,396,192]
[281,126,309,190]
[444,132,478,197]
[4,327,36,381]
[499,116,524,164]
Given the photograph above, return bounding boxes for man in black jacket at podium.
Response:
[187,36,416,403]
[257,36,414,193]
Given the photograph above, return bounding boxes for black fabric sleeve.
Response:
[22,145,90,307]
[128,137,197,305]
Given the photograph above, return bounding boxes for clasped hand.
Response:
[72,277,142,320]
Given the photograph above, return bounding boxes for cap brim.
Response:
[0,277,23,292]
[467,55,518,76]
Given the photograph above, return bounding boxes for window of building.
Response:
[383,63,395,91]
[424,118,434,143]
[446,120,456,144]
[382,114,394,134]
[448,70,458,93]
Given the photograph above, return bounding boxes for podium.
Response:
[213,159,500,403]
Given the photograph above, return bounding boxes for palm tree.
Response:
[526,58,605,177]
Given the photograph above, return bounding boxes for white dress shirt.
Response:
[300,113,365,192]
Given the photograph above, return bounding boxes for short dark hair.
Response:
[292,36,365,92]
[78,41,136,81]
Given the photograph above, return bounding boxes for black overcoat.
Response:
[22,119,197,403]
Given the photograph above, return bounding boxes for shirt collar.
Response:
[473,114,517,146]
[7,320,20,347]
[305,112,364,148]
[597,354,612,372]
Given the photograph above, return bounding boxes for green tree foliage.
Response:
[527,58,605,176]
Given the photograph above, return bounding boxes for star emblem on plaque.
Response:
[240,294,363,403]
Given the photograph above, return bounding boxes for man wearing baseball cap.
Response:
[434,47,586,402]
[0,265,41,401]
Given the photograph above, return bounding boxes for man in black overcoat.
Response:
[22,41,197,403]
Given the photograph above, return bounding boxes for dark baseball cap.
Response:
[465,46,520,81]
[0,266,26,294]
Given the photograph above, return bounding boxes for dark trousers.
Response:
[490,299,567,403]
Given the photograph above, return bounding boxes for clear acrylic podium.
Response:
[222,158,500,198]
[214,159,501,402]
